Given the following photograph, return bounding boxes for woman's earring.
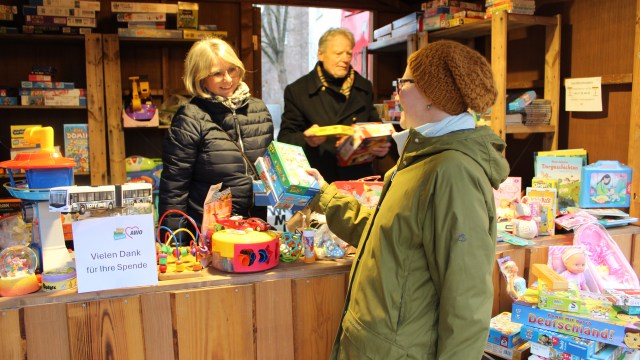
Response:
[427,104,432,110]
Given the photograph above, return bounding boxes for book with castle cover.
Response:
[64,123,89,172]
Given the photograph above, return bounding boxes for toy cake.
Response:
[211,229,280,273]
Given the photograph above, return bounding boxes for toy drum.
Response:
[211,230,280,273]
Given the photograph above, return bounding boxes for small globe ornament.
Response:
[0,245,40,297]
[0,245,37,278]
[279,232,302,263]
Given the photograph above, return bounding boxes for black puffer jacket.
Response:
[159,96,273,227]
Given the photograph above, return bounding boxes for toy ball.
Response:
[279,232,302,263]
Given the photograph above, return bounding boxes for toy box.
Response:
[605,289,640,307]
[579,160,632,208]
[334,176,383,209]
[511,300,640,349]
[336,123,395,166]
[125,157,163,191]
[488,312,525,348]
[255,142,320,210]
[521,324,606,359]
[537,289,617,320]
[63,124,89,173]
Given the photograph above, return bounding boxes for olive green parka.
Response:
[311,126,510,359]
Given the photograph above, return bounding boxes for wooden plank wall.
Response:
[1,274,347,359]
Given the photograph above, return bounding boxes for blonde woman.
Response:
[159,38,273,237]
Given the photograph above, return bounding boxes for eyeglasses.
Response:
[207,66,239,81]
[396,78,415,94]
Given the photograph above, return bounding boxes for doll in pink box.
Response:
[560,247,590,291]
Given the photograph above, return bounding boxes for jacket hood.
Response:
[401,126,510,189]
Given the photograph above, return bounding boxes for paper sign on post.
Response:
[73,213,158,293]
[564,77,602,112]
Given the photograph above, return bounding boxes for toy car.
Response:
[244,217,271,231]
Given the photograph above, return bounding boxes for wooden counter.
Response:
[0,259,351,360]
[1,225,638,360]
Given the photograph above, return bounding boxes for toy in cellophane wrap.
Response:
[313,224,348,260]
[156,209,210,280]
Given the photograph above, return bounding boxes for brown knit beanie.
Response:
[408,40,497,115]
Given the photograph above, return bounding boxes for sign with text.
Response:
[564,77,602,112]
[73,213,158,293]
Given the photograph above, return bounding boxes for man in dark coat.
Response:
[278,28,391,183]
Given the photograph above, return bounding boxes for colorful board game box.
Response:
[521,324,606,358]
[255,141,320,210]
[63,124,89,172]
[488,312,525,348]
[336,123,395,166]
[511,300,640,349]
[579,160,632,208]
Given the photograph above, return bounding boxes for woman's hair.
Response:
[183,37,246,98]
[318,28,355,53]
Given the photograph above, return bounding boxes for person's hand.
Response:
[305,168,327,189]
[303,125,328,147]
[369,141,392,158]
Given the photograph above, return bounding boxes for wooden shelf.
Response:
[118,37,197,44]
[428,14,558,40]
[0,33,85,44]
[0,105,87,110]
[367,35,414,53]
[506,124,556,134]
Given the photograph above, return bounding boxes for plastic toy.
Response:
[0,126,76,272]
[0,245,40,296]
[214,215,271,232]
[156,209,209,277]
[210,229,279,273]
[279,232,301,262]
[123,76,159,127]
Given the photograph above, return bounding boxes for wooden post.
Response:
[491,11,508,142]
[102,34,127,185]
[85,34,108,185]
[628,0,640,221]
[543,15,561,151]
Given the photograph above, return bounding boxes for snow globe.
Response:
[0,245,40,297]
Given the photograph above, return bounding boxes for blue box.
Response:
[520,324,606,358]
[26,168,73,189]
[511,300,639,349]
[579,160,632,208]
[488,312,524,348]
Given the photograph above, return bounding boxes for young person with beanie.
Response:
[306,40,510,359]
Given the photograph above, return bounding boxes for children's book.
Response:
[63,123,89,172]
[336,123,395,166]
[534,156,583,211]
[531,177,558,190]
[525,187,557,235]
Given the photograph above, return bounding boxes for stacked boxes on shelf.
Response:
[112,1,227,40]
[0,4,18,33]
[22,0,100,35]
[20,66,86,107]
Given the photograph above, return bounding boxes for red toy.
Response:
[214,215,271,232]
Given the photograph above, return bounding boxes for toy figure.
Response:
[502,260,527,299]
[560,247,590,291]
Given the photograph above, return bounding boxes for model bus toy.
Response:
[49,183,153,214]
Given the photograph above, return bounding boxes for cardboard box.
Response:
[579,160,632,208]
[177,1,198,29]
[511,300,639,348]
[520,324,606,358]
[488,312,525,348]
[254,142,320,210]
[337,123,395,166]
